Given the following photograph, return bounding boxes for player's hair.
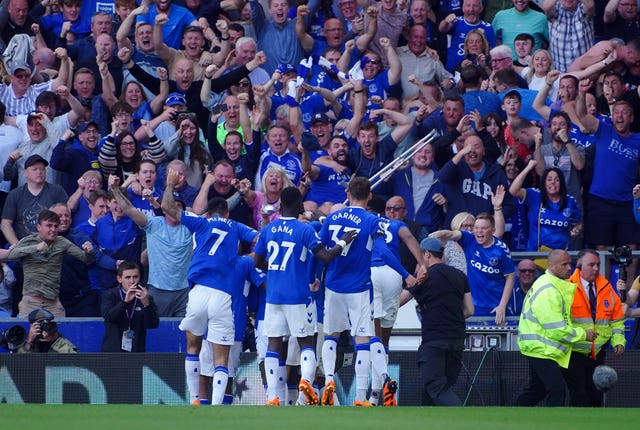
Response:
[280,186,303,210]
[475,212,495,228]
[207,197,229,217]
[117,261,140,276]
[348,176,371,201]
[38,209,60,225]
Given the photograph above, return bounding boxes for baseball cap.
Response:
[165,93,187,107]
[420,237,444,253]
[77,121,99,133]
[504,89,522,102]
[23,154,49,169]
[9,61,31,75]
[28,308,54,323]
[277,64,296,75]
[311,112,331,125]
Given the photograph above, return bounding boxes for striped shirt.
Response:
[549,2,594,72]
[0,81,52,116]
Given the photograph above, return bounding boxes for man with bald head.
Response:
[439,135,514,226]
[516,249,598,406]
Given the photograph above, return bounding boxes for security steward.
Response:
[566,249,625,406]
[515,249,597,406]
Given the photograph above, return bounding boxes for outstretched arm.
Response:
[161,169,183,221]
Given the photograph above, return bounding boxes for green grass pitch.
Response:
[2,405,638,430]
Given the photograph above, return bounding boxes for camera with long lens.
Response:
[0,325,26,352]
[610,245,633,301]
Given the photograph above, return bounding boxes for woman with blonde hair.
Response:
[241,166,294,230]
[522,49,558,101]
[454,30,492,78]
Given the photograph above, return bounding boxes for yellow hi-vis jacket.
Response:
[568,270,626,358]
[518,271,587,368]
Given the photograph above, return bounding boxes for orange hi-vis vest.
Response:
[568,270,626,359]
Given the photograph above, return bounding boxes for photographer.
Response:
[18,308,78,353]
[100,261,159,352]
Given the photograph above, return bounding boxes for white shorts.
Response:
[323,288,374,337]
[199,340,242,377]
[179,285,234,345]
[263,302,316,338]
[371,265,403,328]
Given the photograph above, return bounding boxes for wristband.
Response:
[336,239,347,249]
[353,89,363,94]
[494,207,502,211]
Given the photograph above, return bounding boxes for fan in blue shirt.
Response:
[431,212,515,325]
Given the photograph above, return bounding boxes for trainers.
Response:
[266,397,280,406]
[322,380,336,406]
[383,377,398,407]
[353,400,373,407]
[298,379,319,405]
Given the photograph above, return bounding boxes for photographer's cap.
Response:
[420,237,444,253]
[28,308,54,323]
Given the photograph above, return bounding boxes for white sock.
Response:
[300,347,317,383]
[370,337,387,392]
[322,337,338,383]
[277,362,287,403]
[355,343,370,402]
[185,354,200,403]
[265,351,279,400]
[211,366,229,405]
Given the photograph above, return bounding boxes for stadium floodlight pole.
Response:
[342,129,439,204]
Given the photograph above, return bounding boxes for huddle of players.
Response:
[162,173,412,406]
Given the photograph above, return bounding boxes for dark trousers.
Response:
[516,356,567,406]
[417,339,464,406]
[561,350,605,407]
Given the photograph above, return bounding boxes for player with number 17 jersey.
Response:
[180,212,258,294]
[254,217,320,304]
[320,206,386,293]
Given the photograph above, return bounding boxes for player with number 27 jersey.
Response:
[254,217,321,304]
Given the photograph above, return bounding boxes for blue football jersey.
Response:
[371,218,405,267]
[459,230,515,314]
[320,206,386,293]
[232,256,266,341]
[255,217,321,305]
[181,211,258,295]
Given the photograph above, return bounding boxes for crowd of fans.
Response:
[0,0,638,328]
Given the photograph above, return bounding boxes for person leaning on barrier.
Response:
[18,308,78,353]
[515,249,597,407]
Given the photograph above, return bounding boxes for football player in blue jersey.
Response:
[367,195,424,405]
[319,177,417,406]
[430,212,515,325]
[254,186,355,406]
[162,169,259,405]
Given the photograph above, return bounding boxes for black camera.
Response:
[610,245,633,301]
[38,320,56,333]
[212,104,229,115]
[0,325,26,352]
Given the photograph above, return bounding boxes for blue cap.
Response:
[420,237,444,253]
